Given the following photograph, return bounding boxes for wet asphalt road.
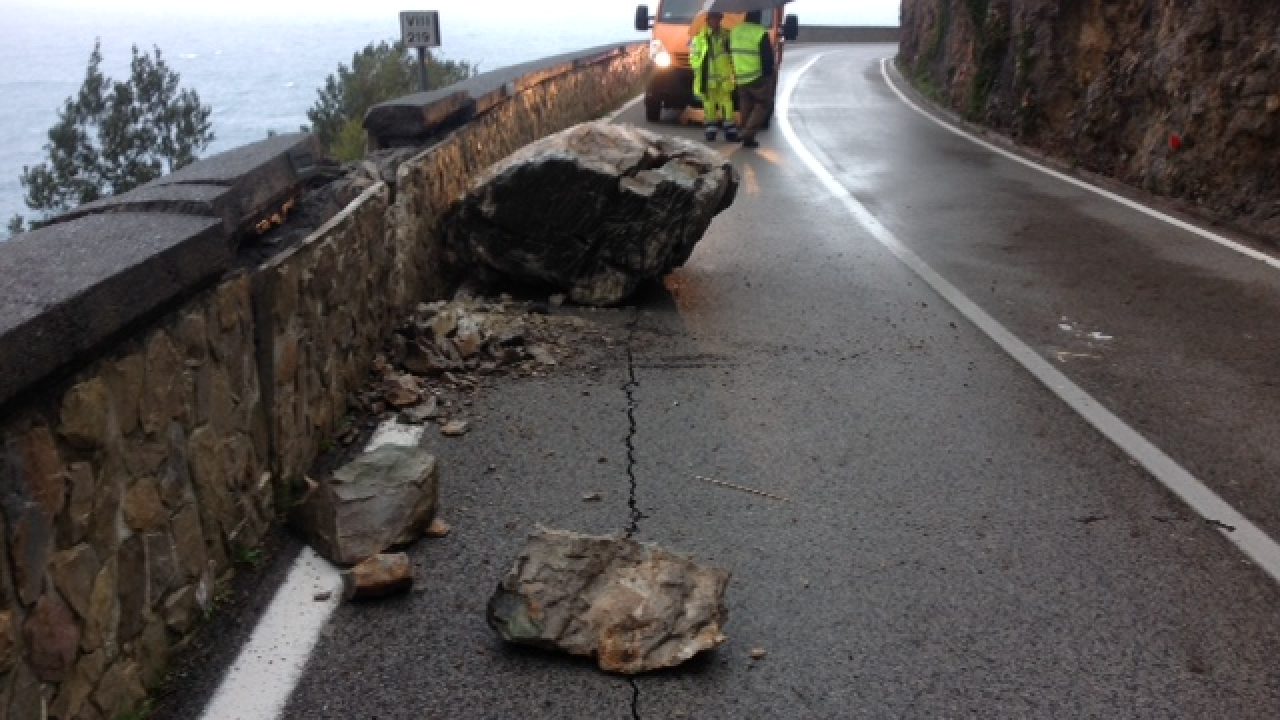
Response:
[213,45,1280,718]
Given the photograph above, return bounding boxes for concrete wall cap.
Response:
[0,212,228,410]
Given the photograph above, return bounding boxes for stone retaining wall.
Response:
[0,42,647,718]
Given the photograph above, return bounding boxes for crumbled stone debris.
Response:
[307,296,617,493]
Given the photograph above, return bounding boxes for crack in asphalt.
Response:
[623,309,644,539]
[623,309,644,719]
[629,677,642,720]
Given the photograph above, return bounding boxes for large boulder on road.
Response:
[487,527,731,674]
[447,121,738,305]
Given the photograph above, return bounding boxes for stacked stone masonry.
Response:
[0,43,647,718]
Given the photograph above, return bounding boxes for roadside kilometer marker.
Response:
[775,50,1280,586]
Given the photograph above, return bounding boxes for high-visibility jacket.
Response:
[729,22,769,85]
[691,28,734,97]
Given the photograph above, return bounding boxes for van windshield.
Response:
[658,0,706,23]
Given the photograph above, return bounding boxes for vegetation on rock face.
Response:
[308,41,476,162]
[12,40,213,233]
[968,3,1011,119]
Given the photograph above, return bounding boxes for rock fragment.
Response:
[342,553,413,601]
[383,374,421,408]
[441,420,469,437]
[400,396,441,424]
[291,445,439,566]
[487,527,730,674]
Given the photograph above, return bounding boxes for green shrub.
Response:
[308,41,476,156]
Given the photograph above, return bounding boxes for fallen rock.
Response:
[292,445,439,566]
[342,553,413,601]
[527,345,557,366]
[441,420,469,437]
[448,121,738,305]
[487,527,730,674]
[425,518,451,538]
[400,396,441,424]
[383,374,421,408]
[453,315,486,358]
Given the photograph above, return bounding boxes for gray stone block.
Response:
[365,44,635,147]
[46,133,322,244]
[55,183,235,232]
[364,90,475,147]
[0,212,227,409]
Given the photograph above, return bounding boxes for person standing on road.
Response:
[690,11,739,142]
[728,10,776,149]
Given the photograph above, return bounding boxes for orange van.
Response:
[634,1,800,122]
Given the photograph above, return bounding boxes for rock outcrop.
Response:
[899,0,1280,240]
[487,528,731,674]
[447,121,739,305]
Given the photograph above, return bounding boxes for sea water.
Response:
[0,1,644,234]
[0,0,885,235]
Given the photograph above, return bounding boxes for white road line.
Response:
[777,52,1280,585]
[200,418,425,720]
[607,93,645,122]
[199,548,342,720]
[876,58,1280,272]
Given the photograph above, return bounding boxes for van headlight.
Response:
[649,39,672,68]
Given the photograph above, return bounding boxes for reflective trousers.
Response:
[701,81,735,125]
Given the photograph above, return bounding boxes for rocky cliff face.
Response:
[899,0,1280,240]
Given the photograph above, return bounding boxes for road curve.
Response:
[178,45,1280,720]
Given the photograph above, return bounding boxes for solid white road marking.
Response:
[876,58,1280,272]
[199,548,342,720]
[607,93,645,122]
[201,417,427,720]
[778,51,1280,585]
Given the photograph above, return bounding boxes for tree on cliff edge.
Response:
[13,41,213,232]
[308,41,475,162]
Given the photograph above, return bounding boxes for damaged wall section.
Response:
[0,42,647,718]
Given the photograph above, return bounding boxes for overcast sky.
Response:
[22,0,901,26]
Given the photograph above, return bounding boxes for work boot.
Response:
[724,124,740,142]
[704,126,718,142]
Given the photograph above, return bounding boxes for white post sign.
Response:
[400,11,441,48]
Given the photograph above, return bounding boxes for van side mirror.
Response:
[783,14,799,41]
[635,5,651,31]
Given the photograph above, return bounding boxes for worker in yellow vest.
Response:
[728,10,776,149]
[690,12,739,142]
